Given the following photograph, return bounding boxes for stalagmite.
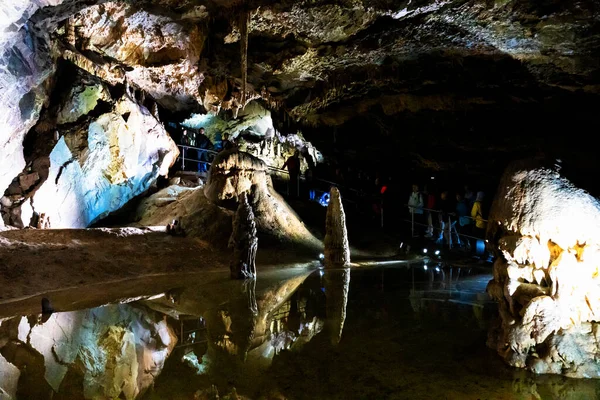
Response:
[229,192,258,279]
[324,187,350,268]
[487,159,600,378]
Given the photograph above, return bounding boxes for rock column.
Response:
[229,192,258,279]
[324,187,350,268]
[486,160,600,378]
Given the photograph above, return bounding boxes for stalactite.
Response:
[239,9,249,107]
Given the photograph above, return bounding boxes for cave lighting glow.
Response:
[180,113,215,129]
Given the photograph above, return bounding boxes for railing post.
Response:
[448,215,452,250]
[181,146,185,170]
[411,209,415,237]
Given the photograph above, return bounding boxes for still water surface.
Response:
[2,262,599,399]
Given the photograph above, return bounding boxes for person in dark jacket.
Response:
[196,127,214,172]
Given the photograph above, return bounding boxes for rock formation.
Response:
[204,150,321,249]
[324,187,350,269]
[0,303,177,399]
[323,268,351,345]
[486,159,600,378]
[229,192,258,280]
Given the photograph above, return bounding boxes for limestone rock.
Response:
[0,303,177,399]
[0,23,55,197]
[324,187,350,268]
[31,95,178,228]
[134,185,233,246]
[55,69,111,125]
[181,101,322,172]
[487,159,600,378]
[0,352,20,400]
[204,150,320,249]
[229,192,258,279]
[72,2,205,112]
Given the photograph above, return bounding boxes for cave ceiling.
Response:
[1,0,599,179]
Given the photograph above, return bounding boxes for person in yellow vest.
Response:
[471,191,486,238]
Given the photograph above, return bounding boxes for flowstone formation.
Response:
[229,192,258,280]
[324,187,350,268]
[204,150,320,249]
[486,160,600,378]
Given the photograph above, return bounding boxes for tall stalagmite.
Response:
[324,187,350,268]
[487,159,600,378]
[229,192,258,279]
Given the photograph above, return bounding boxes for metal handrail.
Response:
[405,204,489,223]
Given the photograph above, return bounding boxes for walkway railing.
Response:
[177,145,219,171]
[405,205,489,251]
[175,144,487,253]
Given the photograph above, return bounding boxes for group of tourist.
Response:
[178,127,236,172]
[407,183,487,243]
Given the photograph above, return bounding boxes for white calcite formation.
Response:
[181,101,323,173]
[0,22,55,212]
[31,95,178,228]
[0,303,177,399]
[487,160,600,378]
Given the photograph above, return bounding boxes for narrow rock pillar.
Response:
[324,187,350,268]
[229,192,258,279]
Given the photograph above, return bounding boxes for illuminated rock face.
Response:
[0,304,177,399]
[487,160,600,378]
[324,187,350,268]
[205,150,320,248]
[71,2,204,112]
[29,95,178,228]
[0,23,55,213]
[0,351,20,400]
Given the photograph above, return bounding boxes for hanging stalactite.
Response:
[239,9,249,107]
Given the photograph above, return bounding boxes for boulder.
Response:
[487,159,600,378]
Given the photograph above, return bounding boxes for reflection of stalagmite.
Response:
[229,192,258,279]
[324,268,351,345]
[324,187,350,268]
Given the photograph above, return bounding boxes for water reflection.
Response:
[323,268,351,345]
[2,264,600,399]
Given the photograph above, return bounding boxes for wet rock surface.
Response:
[487,159,600,378]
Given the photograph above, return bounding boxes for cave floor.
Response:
[0,227,321,312]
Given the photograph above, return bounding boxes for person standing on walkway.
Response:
[408,184,424,236]
[471,191,487,238]
[283,150,301,198]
